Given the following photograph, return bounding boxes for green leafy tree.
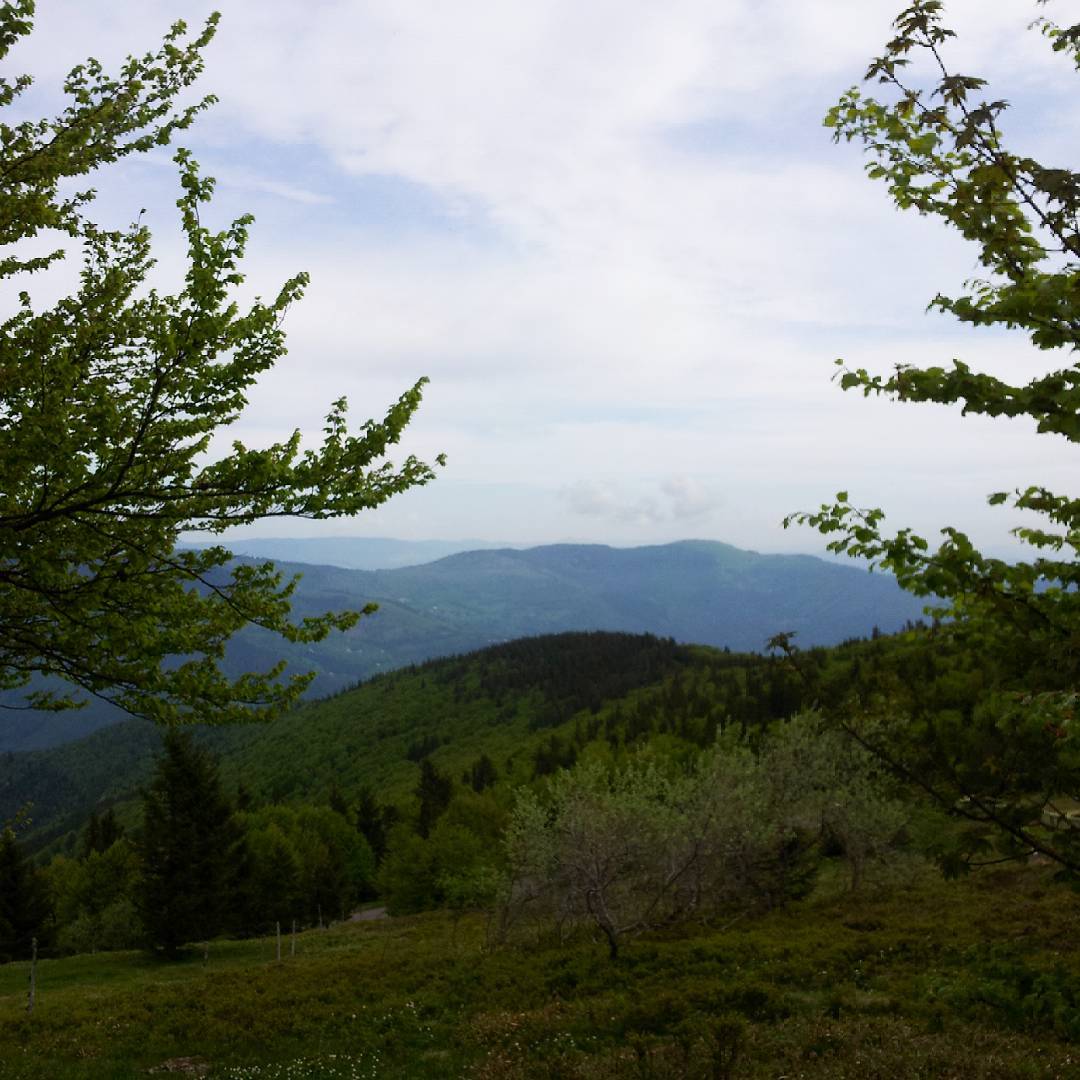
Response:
[786,1,1080,875]
[232,818,302,934]
[137,730,238,955]
[49,839,141,954]
[378,819,490,916]
[0,3,441,726]
[501,722,906,958]
[235,804,375,930]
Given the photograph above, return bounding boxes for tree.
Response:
[0,3,442,725]
[378,818,490,916]
[81,808,124,858]
[49,839,141,954]
[0,826,50,961]
[354,786,395,863]
[464,752,498,793]
[415,758,453,839]
[137,730,238,955]
[786,1,1080,876]
[500,723,910,958]
[234,804,375,931]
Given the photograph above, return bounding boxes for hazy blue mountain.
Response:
[0,539,929,751]
[181,536,517,570]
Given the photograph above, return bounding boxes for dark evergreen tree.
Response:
[416,759,453,839]
[355,786,388,861]
[81,807,124,859]
[137,730,238,956]
[327,783,350,818]
[465,753,498,793]
[0,828,50,962]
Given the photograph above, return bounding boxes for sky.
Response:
[8,1,1080,555]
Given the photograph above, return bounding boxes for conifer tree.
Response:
[137,730,237,955]
[416,759,453,839]
[81,808,123,858]
[355,786,390,862]
[0,827,50,961]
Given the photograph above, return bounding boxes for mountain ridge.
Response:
[0,538,928,752]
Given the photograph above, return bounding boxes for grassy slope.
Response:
[1,866,1077,1078]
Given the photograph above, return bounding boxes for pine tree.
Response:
[0,828,50,962]
[416,759,453,839]
[81,807,123,858]
[355,787,390,862]
[137,731,237,956]
[465,753,498,793]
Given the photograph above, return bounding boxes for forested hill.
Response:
[1,539,928,752]
[225,541,928,694]
[4,630,820,853]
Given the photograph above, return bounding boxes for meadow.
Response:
[2,862,1078,1079]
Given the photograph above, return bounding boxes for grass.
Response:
[2,862,1079,1078]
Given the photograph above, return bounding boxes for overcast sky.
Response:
[9,1,1079,555]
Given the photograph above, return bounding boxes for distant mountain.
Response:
[181,536,517,570]
[0,539,930,751]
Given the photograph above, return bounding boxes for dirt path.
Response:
[348,906,389,922]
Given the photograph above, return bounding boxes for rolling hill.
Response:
[0,539,929,751]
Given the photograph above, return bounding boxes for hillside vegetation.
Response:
[5,625,1080,1079]
[2,630,760,851]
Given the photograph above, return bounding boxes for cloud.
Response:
[210,167,335,207]
[661,476,720,521]
[8,0,1077,552]
[561,481,663,526]
[560,476,722,526]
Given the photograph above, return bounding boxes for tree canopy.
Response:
[787,1,1080,876]
[0,3,442,725]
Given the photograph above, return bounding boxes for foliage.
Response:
[0,2,441,726]
[415,758,454,839]
[464,752,499,792]
[80,808,123,858]
[235,804,376,931]
[137,730,238,955]
[378,819,493,916]
[48,839,141,954]
[785,0,1080,877]
[499,716,908,958]
[354,786,396,864]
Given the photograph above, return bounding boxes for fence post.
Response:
[26,936,37,1015]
